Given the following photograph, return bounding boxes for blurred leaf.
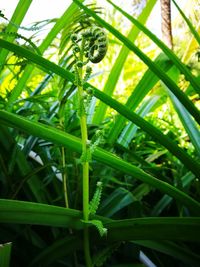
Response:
[104,217,200,242]
[108,53,172,144]
[73,0,200,123]
[172,0,200,47]
[151,172,196,216]
[29,236,81,267]
[92,0,157,124]
[0,126,48,202]
[133,183,151,201]
[164,66,200,156]
[6,1,84,110]
[0,0,33,72]
[134,240,200,267]
[145,149,168,163]
[98,187,136,217]
[0,242,12,267]
[118,95,162,147]
[107,0,200,95]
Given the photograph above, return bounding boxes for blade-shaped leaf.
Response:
[118,95,161,147]
[92,0,157,124]
[0,0,33,72]
[29,235,81,267]
[98,187,136,217]
[107,53,172,144]
[0,199,83,228]
[151,172,196,216]
[164,66,200,156]
[133,240,200,267]
[106,0,200,95]
[0,40,199,178]
[0,111,200,215]
[0,242,12,267]
[0,126,49,202]
[172,0,200,46]
[104,217,200,242]
[72,0,200,124]
[6,1,84,110]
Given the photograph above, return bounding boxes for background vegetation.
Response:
[0,0,200,266]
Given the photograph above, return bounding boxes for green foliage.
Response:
[0,242,12,267]
[93,242,121,267]
[83,219,107,237]
[89,181,103,215]
[82,26,108,63]
[0,0,200,266]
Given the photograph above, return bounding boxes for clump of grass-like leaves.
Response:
[0,0,200,266]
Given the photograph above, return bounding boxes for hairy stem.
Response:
[78,82,90,221]
[77,40,92,267]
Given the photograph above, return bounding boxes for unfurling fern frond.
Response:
[83,66,92,82]
[89,181,103,215]
[82,26,108,63]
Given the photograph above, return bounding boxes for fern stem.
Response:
[84,228,93,267]
[82,159,90,220]
[77,40,92,267]
[77,67,90,221]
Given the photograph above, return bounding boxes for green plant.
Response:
[0,1,200,266]
[69,26,108,266]
[0,242,12,267]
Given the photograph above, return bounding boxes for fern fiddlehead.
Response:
[70,25,107,267]
[82,26,108,63]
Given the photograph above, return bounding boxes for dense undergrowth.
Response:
[0,0,200,266]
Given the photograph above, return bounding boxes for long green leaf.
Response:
[29,236,81,267]
[104,217,200,242]
[0,126,48,202]
[107,53,172,144]
[164,66,200,156]
[73,0,200,124]
[6,1,83,110]
[0,199,83,228]
[98,187,136,217]
[0,39,74,81]
[93,89,200,178]
[0,40,199,175]
[0,111,200,214]
[151,172,196,216]
[118,95,161,147]
[170,93,200,156]
[133,240,200,267]
[0,0,33,73]
[0,40,199,178]
[0,243,12,267]
[106,0,200,95]
[0,200,199,242]
[30,233,200,267]
[92,0,157,124]
[172,0,200,46]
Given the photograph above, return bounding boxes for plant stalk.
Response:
[61,147,69,208]
[77,41,92,267]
